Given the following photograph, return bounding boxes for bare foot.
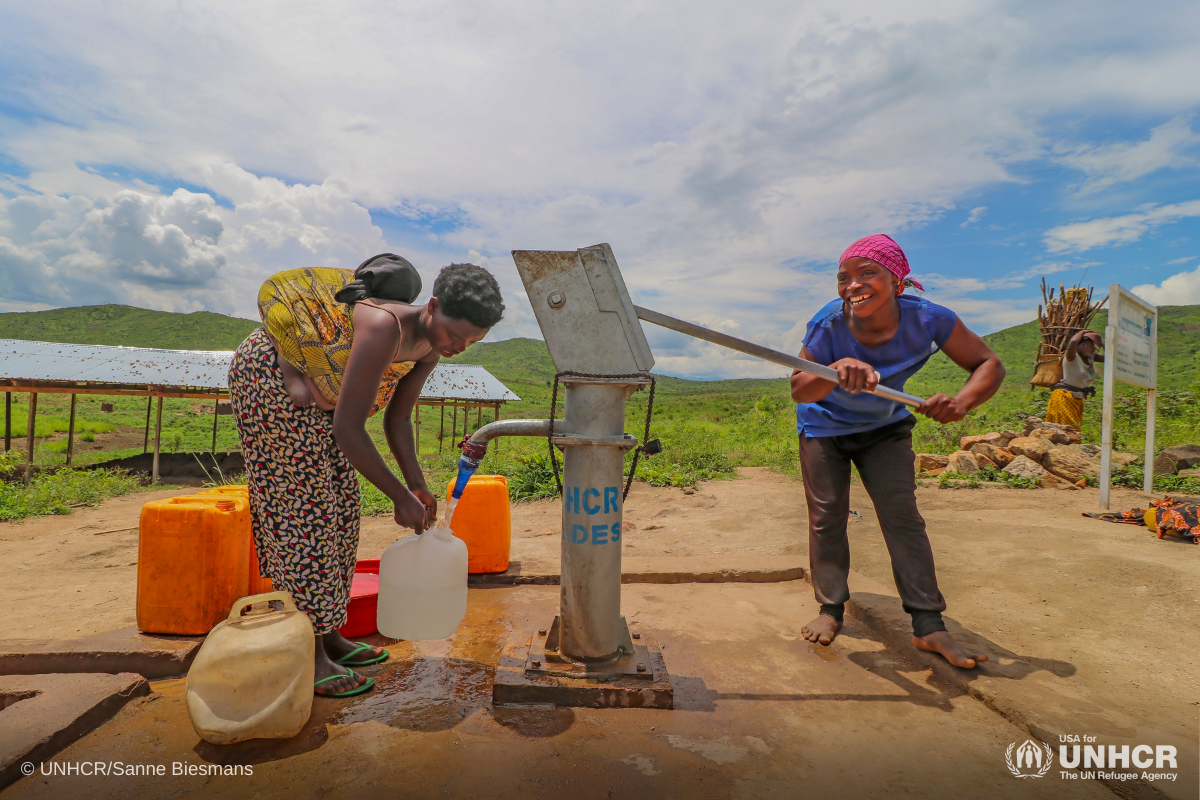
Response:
[801,614,841,645]
[913,630,989,669]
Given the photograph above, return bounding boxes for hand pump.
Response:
[463,244,922,708]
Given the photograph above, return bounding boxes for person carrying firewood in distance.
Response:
[1044,330,1103,429]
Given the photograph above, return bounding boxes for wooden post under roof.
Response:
[143,397,152,453]
[211,397,219,453]
[24,392,37,487]
[66,394,76,466]
[4,391,9,452]
[439,405,445,454]
[152,396,163,483]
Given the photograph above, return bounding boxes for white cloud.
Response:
[961,207,988,227]
[1133,263,1200,306]
[1059,116,1199,196]
[0,165,390,315]
[1166,255,1198,265]
[1,1,1199,376]
[1043,200,1200,253]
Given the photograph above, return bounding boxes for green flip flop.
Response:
[334,643,390,667]
[314,669,375,698]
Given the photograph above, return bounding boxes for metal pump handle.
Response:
[633,305,926,409]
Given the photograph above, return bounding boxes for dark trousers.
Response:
[799,416,947,637]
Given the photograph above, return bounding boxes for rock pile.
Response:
[917,417,1139,490]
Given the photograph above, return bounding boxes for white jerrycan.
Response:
[377,526,468,640]
[186,591,314,745]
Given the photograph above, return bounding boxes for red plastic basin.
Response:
[338,559,380,638]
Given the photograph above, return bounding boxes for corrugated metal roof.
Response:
[0,339,234,389]
[419,363,520,401]
[0,339,519,401]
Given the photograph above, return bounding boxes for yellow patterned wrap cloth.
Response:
[258,267,415,416]
[1044,388,1084,429]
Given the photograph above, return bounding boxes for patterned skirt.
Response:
[228,329,361,634]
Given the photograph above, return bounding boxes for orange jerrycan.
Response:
[137,495,251,634]
[197,485,272,594]
[444,475,511,573]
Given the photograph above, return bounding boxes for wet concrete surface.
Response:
[3,584,1117,800]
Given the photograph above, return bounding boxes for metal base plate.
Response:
[492,634,673,710]
[525,616,653,680]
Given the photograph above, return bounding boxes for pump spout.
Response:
[451,418,564,500]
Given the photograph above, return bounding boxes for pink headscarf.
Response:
[839,234,924,292]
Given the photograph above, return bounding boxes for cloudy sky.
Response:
[1,1,1198,378]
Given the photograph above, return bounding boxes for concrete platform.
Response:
[0,584,1119,799]
[0,628,204,680]
[0,672,148,790]
[468,555,805,586]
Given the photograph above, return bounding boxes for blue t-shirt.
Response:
[796,296,958,437]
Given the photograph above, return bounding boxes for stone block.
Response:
[998,430,1021,447]
[959,432,1000,450]
[945,450,979,476]
[1045,447,1099,483]
[1179,468,1200,478]
[1030,427,1073,445]
[1002,455,1046,479]
[1007,436,1050,463]
[1039,472,1079,490]
[1162,444,1200,470]
[916,453,949,471]
[1153,452,1178,476]
[1111,452,1139,468]
[970,442,1013,467]
[975,454,999,472]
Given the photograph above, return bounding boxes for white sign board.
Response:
[1099,285,1158,509]
[1111,293,1157,389]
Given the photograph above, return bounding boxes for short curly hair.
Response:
[433,263,505,328]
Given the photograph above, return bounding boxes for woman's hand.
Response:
[412,486,438,530]
[393,489,430,533]
[831,358,879,394]
[917,393,969,423]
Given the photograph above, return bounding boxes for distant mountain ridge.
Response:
[0,304,260,351]
[3,302,1197,395]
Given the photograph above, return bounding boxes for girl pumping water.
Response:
[791,235,1004,668]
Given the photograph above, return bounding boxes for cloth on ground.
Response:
[1083,497,1200,543]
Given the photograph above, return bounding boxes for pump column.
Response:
[558,380,635,661]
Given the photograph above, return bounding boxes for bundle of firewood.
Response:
[1031,279,1106,388]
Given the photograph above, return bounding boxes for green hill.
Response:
[0,304,260,350]
[907,305,1200,399]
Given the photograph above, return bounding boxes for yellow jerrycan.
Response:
[186,591,314,745]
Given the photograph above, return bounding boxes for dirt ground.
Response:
[2,469,1197,792]
[4,582,1119,800]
